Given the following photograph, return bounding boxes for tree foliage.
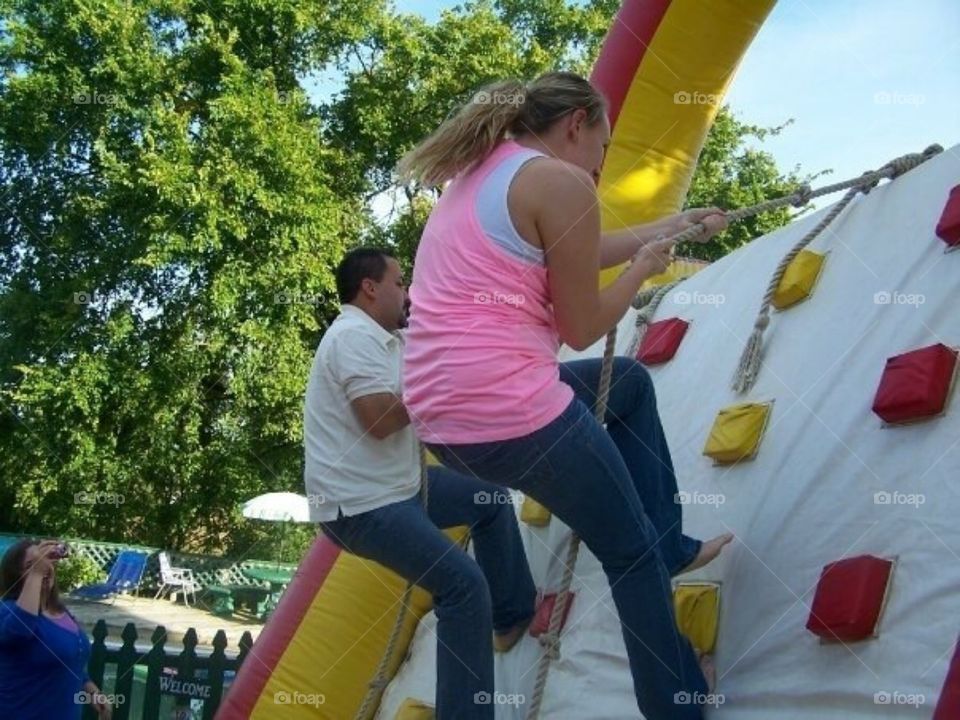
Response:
[0,0,808,557]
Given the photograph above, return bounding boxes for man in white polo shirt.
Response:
[303,248,535,719]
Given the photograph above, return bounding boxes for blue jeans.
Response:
[428,357,708,720]
[318,466,536,720]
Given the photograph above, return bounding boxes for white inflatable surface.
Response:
[377,144,960,719]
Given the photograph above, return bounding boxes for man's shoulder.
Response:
[319,312,374,348]
[317,315,397,372]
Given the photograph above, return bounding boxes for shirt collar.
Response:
[339,304,400,346]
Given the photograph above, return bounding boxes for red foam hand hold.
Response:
[872,343,958,424]
[529,591,575,638]
[806,554,893,642]
[936,184,960,248]
[934,638,960,719]
[636,318,690,365]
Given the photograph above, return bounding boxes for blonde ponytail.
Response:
[397,72,606,188]
[397,79,526,187]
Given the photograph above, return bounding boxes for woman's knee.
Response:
[586,513,661,574]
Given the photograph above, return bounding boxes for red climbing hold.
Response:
[806,554,893,642]
[933,637,960,719]
[936,184,960,248]
[529,591,576,638]
[636,318,690,365]
[872,343,958,424]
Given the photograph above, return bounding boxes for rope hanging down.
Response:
[731,144,941,392]
[524,328,617,720]
[353,442,430,720]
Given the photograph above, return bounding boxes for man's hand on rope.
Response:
[678,207,729,242]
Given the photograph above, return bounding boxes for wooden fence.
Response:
[84,620,253,720]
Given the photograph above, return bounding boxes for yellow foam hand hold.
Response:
[772,250,826,310]
[674,583,720,654]
[703,402,773,464]
[521,496,552,527]
[394,698,435,720]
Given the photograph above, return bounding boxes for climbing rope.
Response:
[525,329,617,720]
[624,144,942,394]
[731,186,859,393]
[729,144,941,392]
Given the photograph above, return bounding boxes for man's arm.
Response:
[351,393,410,440]
[329,329,411,441]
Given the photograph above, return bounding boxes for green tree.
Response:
[0,0,374,552]
[681,109,819,261]
[0,0,811,559]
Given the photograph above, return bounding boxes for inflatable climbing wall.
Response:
[379,142,960,718]
[218,0,960,718]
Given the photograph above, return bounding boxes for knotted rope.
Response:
[622,144,941,394]
[731,144,941,392]
[524,329,617,719]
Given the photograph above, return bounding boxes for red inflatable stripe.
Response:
[590,0,673,128]
[216,536,342,719]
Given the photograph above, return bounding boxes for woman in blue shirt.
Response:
[1,539,111,719]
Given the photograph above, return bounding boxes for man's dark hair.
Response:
[335,247,396,303]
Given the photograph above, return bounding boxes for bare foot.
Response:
[697,651,716,692]
[678,533,734,575]
[493,616,533,653]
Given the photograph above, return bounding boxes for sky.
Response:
[371,0,960,202]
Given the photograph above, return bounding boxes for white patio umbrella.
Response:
[241,492,311,522]
[241,492,312,566]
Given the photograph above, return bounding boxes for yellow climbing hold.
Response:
[674,582,720,654]
[521,496,552,527]
[394,698,435,720]
[772,250,826,310]
[703,401,773,464]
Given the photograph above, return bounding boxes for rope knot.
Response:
[791,183,812,208]
[538,630,562,660]
[878,145,941,184]
[857,170,881,195]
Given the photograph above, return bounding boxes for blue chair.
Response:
[72,550,149,603]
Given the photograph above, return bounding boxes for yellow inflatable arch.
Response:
[217,1,776,717]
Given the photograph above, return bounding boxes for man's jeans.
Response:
[319,467,536,719]
[428,357,708,720]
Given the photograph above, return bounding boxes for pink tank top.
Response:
[403,140,573,443]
